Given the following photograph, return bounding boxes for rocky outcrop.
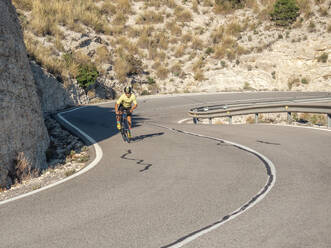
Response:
[30,62,88,113]
[0,0,49,188]
[31,60,116,112]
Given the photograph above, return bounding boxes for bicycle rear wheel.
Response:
[121,128,128,142]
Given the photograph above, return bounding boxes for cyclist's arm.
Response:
[115,95,124,114]
[131,103,137,112]
[130,96,137,112]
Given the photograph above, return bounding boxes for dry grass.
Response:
[107,25,126,36]
[191,36,204,50]
[182,32,193,44]
[112,12,127,25]
[95,46,112,64]
[12,0,33,11]
[174,45,186,57]
[148,47,158,60]
[297,0,313,18]
[211,26,224,44]
[174,6,192,22]
[14,152,31,183]
[117,36,139,55]
[24,32,65,77]
[170,62,184,77]
[213,36,238,59]
[102,0,117,15]
[327,23,331,32]
[166,21,182,36]
[296,113,327,125]
[156,66,169,80]
[115,0,132,13]
[154,31,169,50]
[193,0,199,13]
[17,0,109,35]
[114,57,130,83]
[137,10,164,24]
[318,6,329,16]
[226,21,243,37]
[194,69,205,81]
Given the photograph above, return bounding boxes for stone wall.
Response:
[0,0,49,187]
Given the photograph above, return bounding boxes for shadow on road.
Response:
[59,105,150,145]
[131,132,164,143]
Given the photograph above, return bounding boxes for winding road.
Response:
[1,92,331,248]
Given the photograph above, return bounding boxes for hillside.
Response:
[13,0,331,98]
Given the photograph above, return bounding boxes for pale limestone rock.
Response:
[0,0,49,187]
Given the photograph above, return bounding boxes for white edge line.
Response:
[0,107,103,206]
[177,118,191,124]
[154,124,276,248]
[258,123,331,132]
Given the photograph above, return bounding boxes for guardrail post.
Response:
[287,112,292,124]
[328,114,331,129]
[209,118,213,124]
[255,113,259,124]
[228,116,232,124]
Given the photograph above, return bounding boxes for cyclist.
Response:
[115,86,137,138]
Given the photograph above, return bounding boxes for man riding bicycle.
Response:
[115,86,137,138]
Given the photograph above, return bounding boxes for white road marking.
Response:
[258,123,331,132]
[0,107,103,206]
[177,118,191,124]
[151,124,276,248]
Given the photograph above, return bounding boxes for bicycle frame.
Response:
[120,111,131,143]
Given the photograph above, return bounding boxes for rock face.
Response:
[0,0,49,187]
[30,62,87,113]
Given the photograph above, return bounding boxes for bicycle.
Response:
[119,111,132,143]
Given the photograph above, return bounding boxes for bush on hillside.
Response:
[271,0,300,26]
[215,0,244,10]
[76,65,99,92]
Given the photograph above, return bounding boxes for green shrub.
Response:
[317,53,328,63]
[205,47,214,55]
[271,0,300,26]
[147,77,156,84]
[76,65,99,91]
[301,77,309,84]
[141,90,151,95]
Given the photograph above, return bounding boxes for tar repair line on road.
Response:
[149,123,276,248]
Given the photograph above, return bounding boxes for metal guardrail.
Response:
[189,97,331,128]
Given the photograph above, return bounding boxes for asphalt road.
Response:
[1,92,330,248]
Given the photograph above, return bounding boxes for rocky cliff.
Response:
[0,0,49,188]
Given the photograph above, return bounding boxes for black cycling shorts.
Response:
[118,104,132,116]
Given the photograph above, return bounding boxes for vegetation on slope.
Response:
[13,0,330,94]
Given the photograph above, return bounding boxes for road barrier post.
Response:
[287,112,292,124]
[193,109,198,124]
[255,113,259,124]
[328,114,331,129]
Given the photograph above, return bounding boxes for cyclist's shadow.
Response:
[131,132,164,143]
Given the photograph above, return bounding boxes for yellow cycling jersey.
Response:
[116,93,137,108]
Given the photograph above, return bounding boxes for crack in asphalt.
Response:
[120,149,152,172]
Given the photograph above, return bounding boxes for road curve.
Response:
[0,92,330,248]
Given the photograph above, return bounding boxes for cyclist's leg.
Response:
[126,108,132,129]
[116,105,124,130]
